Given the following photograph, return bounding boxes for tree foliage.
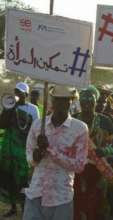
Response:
[0,0,32,10]
[0,13,5,58]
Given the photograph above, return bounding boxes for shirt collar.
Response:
[46,113,72,128]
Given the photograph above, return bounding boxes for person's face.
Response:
[14,88,27,103]
[80,93,96,114]
[51,97,70,116]
[30,92,39,105]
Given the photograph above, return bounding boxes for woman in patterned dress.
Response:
[73,86,113,220]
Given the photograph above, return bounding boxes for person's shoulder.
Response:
[98,112,112,123]
[71,116,88,132]
[27,103,39,118]
[27,102,38,110]
[98,113,113,133]
[31,114,50,129]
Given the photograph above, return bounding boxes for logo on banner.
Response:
[37,24,65,33]
[19,18,32,32]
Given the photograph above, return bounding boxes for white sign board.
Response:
[94,4,113,67]
[5,8,92,88]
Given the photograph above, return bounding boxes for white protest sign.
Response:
[94,4,113,67]
[5,8,92,88]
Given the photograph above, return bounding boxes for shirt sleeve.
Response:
[26,120,39,163]
[47,129,89,173]
[32,106,40,121]
[88,143,113,181]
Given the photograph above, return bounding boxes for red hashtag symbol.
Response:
[98,13,113,41]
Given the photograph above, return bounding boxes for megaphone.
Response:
[1,94,19,109]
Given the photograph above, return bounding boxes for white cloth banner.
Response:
[94,4,113,67]
[5,8,92,88]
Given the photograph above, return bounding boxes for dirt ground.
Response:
[0,202,22,220]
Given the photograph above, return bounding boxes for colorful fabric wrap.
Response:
[80,85,100,103]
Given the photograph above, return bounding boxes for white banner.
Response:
[5,8,92,88]
[94,4,113,67]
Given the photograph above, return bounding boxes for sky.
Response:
[22,0,113,24]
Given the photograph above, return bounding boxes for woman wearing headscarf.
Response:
[73,85,113,220]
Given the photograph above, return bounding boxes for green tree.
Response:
[0,12,5,58]
[0,0,32,10]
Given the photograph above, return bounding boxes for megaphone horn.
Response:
[1,94,19,109]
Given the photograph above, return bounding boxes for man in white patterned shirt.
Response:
[23,85,89,220]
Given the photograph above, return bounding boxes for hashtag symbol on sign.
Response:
[98,13,113,41]
[69,47,90,77]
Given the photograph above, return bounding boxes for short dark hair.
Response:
[31,89,40,96]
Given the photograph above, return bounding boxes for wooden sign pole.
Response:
[40,0,54,134]
[40,81,48,134]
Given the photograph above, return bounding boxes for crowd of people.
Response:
[0,82,113,220]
